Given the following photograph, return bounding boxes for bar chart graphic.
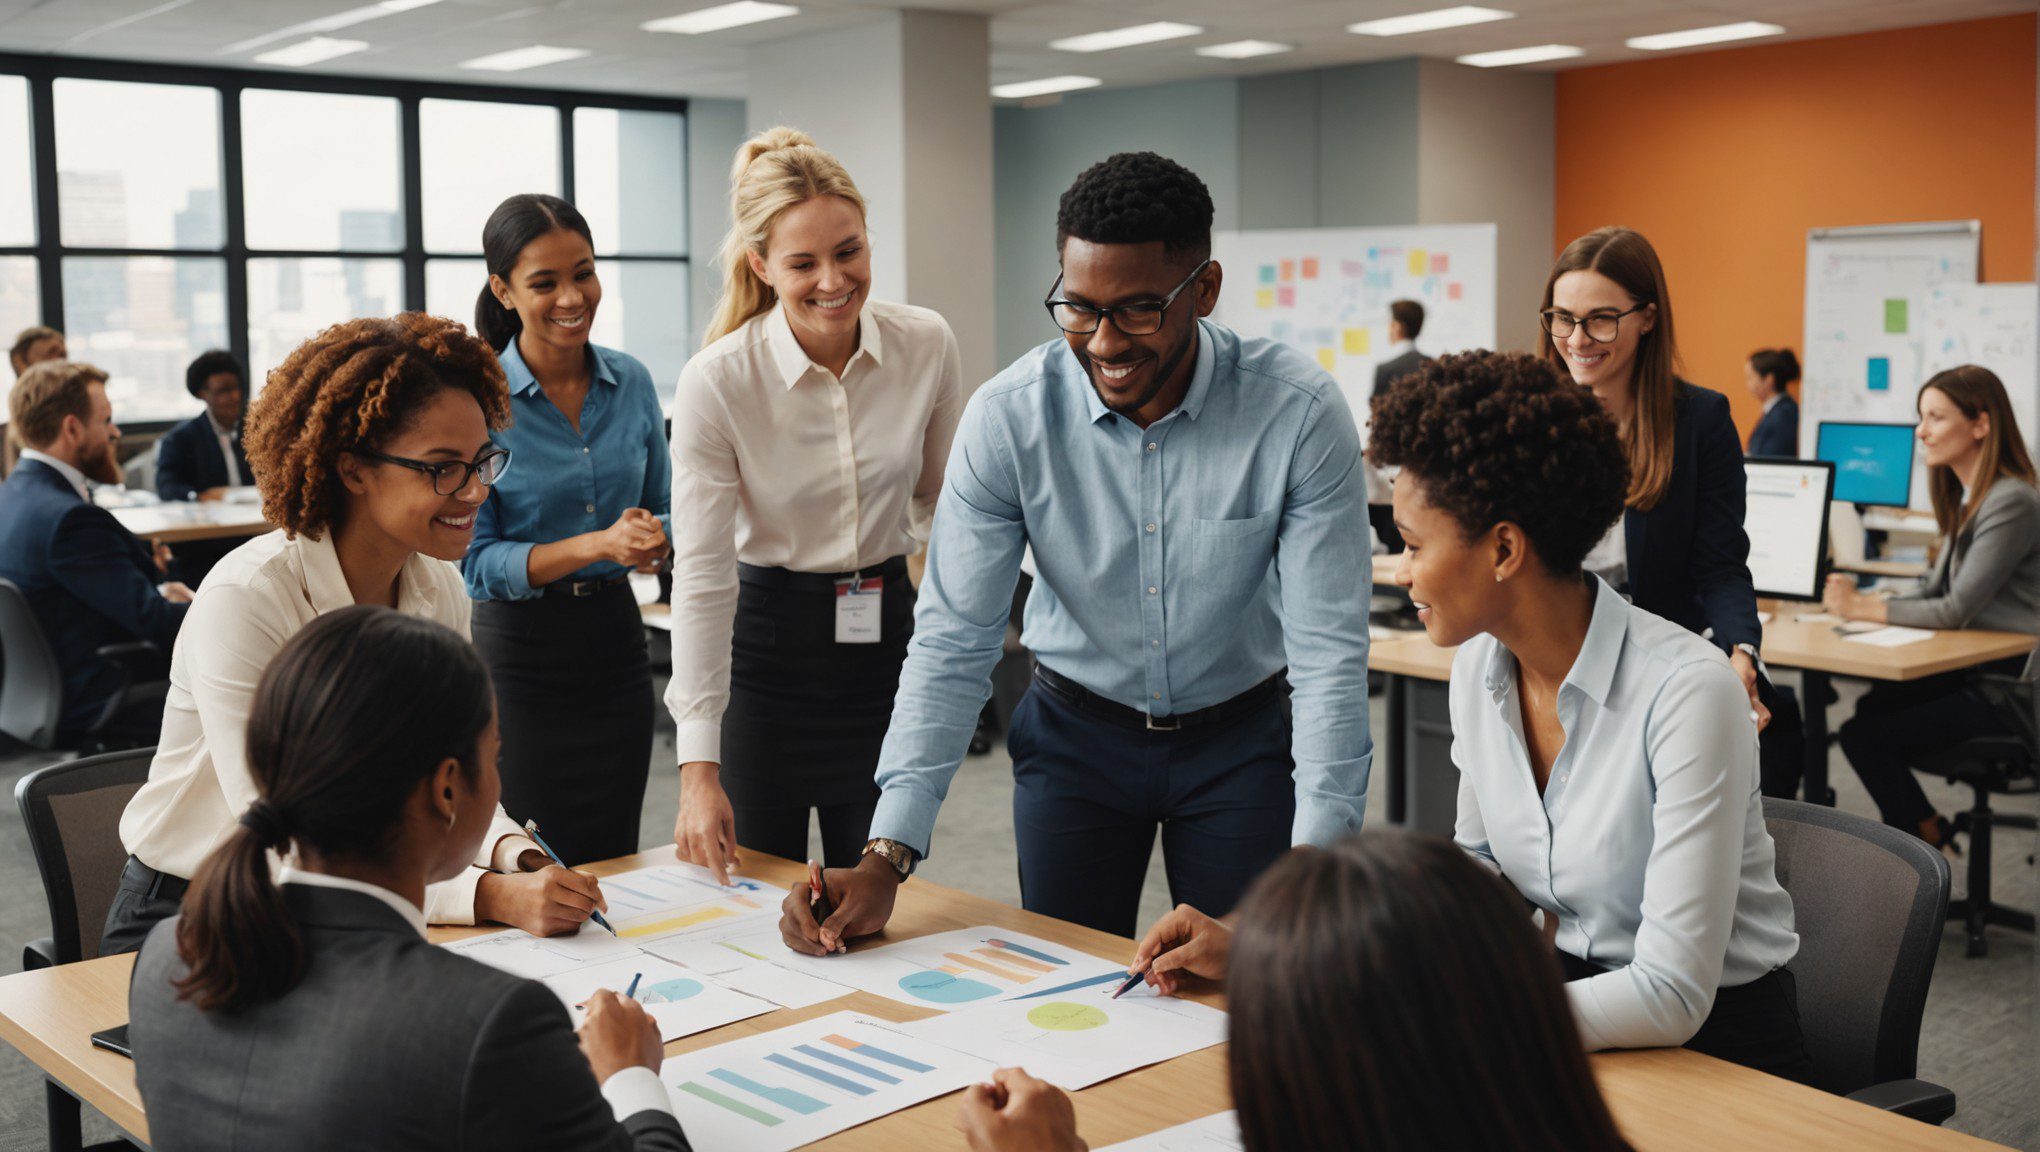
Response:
[597,865,776,942]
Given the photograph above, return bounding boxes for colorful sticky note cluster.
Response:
[1258,265,1277,285]
[1279,259,1295,281]
[1408,249,1428,276]
[1316,348,1337,371]
[1301,258,1319,280]
[1867,357,1891,391]
[1342,328,1370,355]
[1277,285,1296,307]
[1255,288,1275,309]
[1883,298,1908,334]
[1430,253,1449,275]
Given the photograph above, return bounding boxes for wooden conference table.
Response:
[108,500,270,546]
[0,849,2004,1150]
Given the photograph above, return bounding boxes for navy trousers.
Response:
[1007,677,1296,938]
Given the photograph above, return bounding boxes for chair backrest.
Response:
[15,748,154,964]
[0,577,62,749]
[1764,797,1950,1095]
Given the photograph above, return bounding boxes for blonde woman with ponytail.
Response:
[666,127,962,881]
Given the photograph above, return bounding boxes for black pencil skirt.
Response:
[472,580,653,866]
[720,556,915,866]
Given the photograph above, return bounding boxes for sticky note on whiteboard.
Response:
[1301,258,1319,280]
[1258,265,1276,285]
[1342,328,1370,355]
[1255,288,1275,309]
[1280,259,1295,281]
[1867,357,1891,391]
[1277,285,1296,308]
[1448,282,1463,301]
[1316,347,1337,371]
[1430,253,1449,275]
[1408,249,1428,276]
[1883,299,1908,334]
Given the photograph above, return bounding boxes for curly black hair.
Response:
[1367,351,1628,575]
[1056,152,1213,261]
[185,348,246,399]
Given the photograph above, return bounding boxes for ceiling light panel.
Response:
[1196,40,1294,60]
[1051,23,1203,53]
[992,76,1103,99]
[252,37,370,67]
[1626,22,1785,51]
[1349,7,1513,37]
[641,3,800,35]
[459,45,592,71]
[1455,43,1584,67]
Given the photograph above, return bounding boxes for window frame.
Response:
[0,51,689,431]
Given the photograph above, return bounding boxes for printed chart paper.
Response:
[540,954,775,1041]
[597,863,782,943]
[1098,1111,1244,1151]
[647,932,854,1009]
[900,984,1227,1089]
[660,1011,990,1152]
[444,922,639,979]
[761,926,1130,1010]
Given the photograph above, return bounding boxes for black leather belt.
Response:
[1032,662,1287,733]
[738,555,909,594]
[542,575,632,599]
[122,855,189,902]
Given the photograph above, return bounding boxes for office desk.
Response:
[1757,602,2035,805]
[1370,628,1454,832]
[0,849,2006,1150]
[109,501,270,545]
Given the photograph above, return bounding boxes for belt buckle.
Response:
[570,579,597,597]
[1145,712,1181,732]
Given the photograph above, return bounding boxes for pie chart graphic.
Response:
[899,970,1002,1004]
[1026,1001,1107,1032]
[638,978,705,1004]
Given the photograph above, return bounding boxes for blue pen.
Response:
[522,819,616,935]
[624,972,643,1001]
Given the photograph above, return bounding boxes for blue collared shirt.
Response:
[869,320,1374,858]
[1451,577,1799,1051]
[462,339,673,601]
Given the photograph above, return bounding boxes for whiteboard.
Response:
[1211,224,1498,430]
[1922,283,2039,455]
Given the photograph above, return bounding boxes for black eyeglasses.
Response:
[351,447,512,496]
[1044,259,1212,336]
[1540,304,1648,344]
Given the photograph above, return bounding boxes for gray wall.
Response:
[686,97,748,353]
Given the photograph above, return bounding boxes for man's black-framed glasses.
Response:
[1540,303,1648,344]
[1045,259,1213,336]
[352,446,513,495]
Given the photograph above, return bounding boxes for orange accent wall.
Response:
[1555,15,2036,439]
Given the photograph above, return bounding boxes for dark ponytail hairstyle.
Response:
[1748,348,1800,393]
[1227,831,1632,1152]
[473,193,597,352]
[173,605,495,1013]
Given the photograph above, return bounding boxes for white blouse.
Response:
[1450,577,1799,1051]
[664,299,963,766]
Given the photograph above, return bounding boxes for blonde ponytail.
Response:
[704,126,869,347]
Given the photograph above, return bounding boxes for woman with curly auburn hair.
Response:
[1122,351,1809,1083]
[106,314,611,956]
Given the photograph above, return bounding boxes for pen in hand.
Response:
[523,819,616,936]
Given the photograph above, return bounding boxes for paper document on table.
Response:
[660,1011,991,1152]
[1099,1111,1244,1151]
[646,931,855,1009]
[759,926,1131,1010]
[443,922,638,979]
[596,863,781,942]
[540,954,774,1041]
[1844,626,1935,647]
[898,982,1227,1089]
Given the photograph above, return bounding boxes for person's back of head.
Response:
[1747,348,1799,395]
[1390,299,1424,344]
[172,604,496,1013]
[1226,830,1631,1152]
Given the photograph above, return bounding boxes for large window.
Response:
[0,55,688,427]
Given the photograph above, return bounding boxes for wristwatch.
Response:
[862,837,917,880]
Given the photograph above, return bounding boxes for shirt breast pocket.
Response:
[1186,509,1281,581]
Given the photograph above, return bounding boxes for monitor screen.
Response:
[1744,459,1834,601]
[1815,421,1915,507]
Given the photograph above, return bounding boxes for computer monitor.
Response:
[1815,421,1916,507]
[1744,458,1835,601]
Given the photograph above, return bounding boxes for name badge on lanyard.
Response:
[834,575,884,644]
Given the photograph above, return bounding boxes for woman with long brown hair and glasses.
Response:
[1539,226,1805,798]
[954,831,1632,1152]
[1825,365,2040,847]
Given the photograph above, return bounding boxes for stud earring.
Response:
[1495,572,1505,583]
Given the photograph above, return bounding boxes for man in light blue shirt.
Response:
[778,152,1372,944]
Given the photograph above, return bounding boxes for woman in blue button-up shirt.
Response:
[463,194,672,866]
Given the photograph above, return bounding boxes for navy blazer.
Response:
[1746,394,1799,458]
[0,460,186,736]
[1624,383,1762,652]
[155,413,250,502]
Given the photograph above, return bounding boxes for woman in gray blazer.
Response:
[129,607,690,1152]
[1825,365,2040,847]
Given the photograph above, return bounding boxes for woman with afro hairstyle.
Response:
[1127,351,1808,1081]
[108,314,610,955]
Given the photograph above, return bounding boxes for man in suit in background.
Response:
[155,348,251,502]
[0,360,190,743]
[1366,300,1432,552]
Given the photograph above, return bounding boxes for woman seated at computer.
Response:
[1824,365,2040,848]
[106,315,604,956]
[1117,351,1808,1081]
[130,607,687,1150]
[954,831,1632,1152]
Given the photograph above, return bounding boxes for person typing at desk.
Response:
[107,316,602,955]
[155,349,252,503]
[1825,365,2040,849]
[1127,352,1807,1079]
[130,606,688,1152]
[956,832,1632,1152]
[0,360,190,745]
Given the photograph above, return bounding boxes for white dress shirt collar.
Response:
[1483,575,1628,707]
[766,301,884,389]
[17,448,90,501]
[1389,339,1416,358]
[274,865,428,938]
[1076,320,1215,426]
[1761,392,1783,415]
[295,527,444,620]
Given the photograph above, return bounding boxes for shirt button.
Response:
[1145,523,1156,533]
[1146,442,1157,452]
[1152,692,1161,700]
[585,503,596,513]
[1151,640,1159,647]
[582,446,590,454]
[1147,586,1158,595]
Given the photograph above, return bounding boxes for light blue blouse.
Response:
[1451,577,1799,1051]
[462,339,673,601]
